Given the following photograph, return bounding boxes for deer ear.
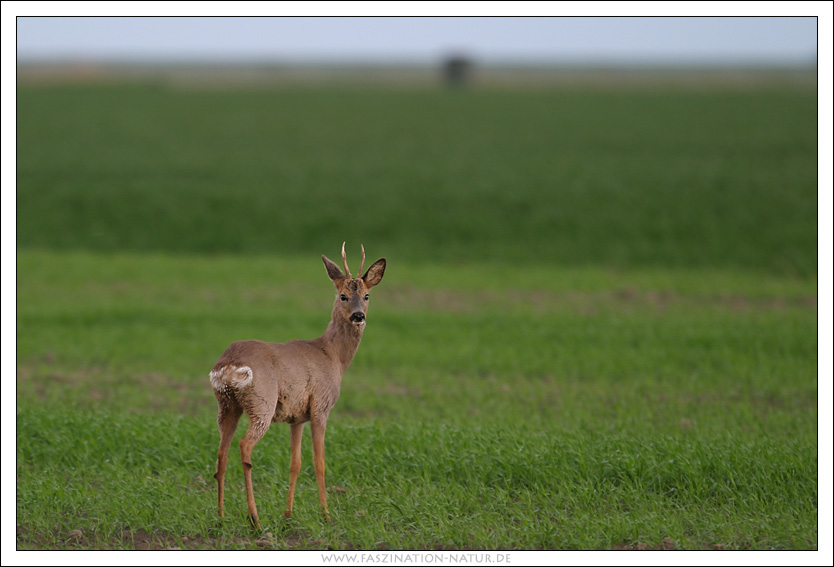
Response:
[362,258,386,289]
[322,255,346,284]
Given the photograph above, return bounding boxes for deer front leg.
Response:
[310,418,330,521]
[284,422,304,518]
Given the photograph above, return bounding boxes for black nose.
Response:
[350,312,365,323]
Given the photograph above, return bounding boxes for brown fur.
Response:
[210,246,386,527]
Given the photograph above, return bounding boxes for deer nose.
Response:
[350,312,365,323]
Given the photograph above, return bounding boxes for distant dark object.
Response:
[442,56,473,88]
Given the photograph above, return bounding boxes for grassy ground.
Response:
[13,79,819,551]
[15,251,818,550]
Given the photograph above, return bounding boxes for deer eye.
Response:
[364,294,370,301]
[340,294,348,302]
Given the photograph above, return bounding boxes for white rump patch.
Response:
[232,366,254,388]
[209,365,254,391]
[209,366,226,390]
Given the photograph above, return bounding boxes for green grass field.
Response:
[14,78,819,551]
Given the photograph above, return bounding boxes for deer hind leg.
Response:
[284,422,305,518]
[311,418,330,521]
[215,400,242,519]
[240,416,270,529]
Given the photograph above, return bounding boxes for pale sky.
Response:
[15,16,819,66]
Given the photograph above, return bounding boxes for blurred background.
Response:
[13,15,821,274]
[15,16,819,67]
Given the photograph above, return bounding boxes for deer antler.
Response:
[359,244,366,278]
[341,241,352,278]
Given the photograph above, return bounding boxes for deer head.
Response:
[322,242,386,328]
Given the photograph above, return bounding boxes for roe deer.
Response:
[210,243,386,527]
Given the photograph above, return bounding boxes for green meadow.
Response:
[15,77,818,550]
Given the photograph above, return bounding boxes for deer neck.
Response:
[321,300,364,373]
